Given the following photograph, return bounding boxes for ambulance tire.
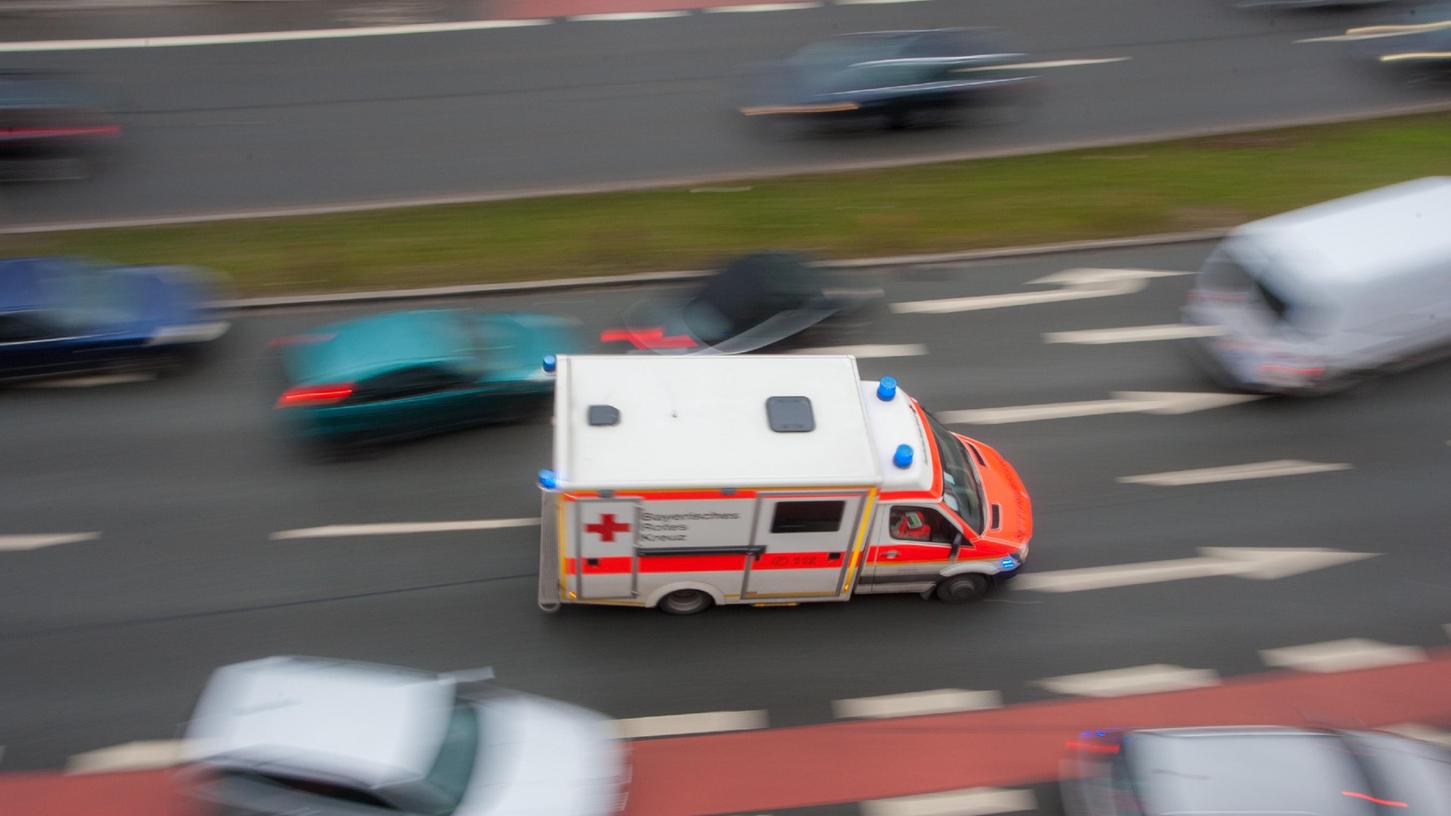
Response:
[659,589,713,616]
[935,573,990,604]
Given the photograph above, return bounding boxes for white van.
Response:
[1184,177,1451,394]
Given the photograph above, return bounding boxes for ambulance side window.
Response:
[888,506,959,544]
[770,501,845,534]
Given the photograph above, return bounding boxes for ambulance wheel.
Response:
[659,589,713,616]
[935,574,989,604]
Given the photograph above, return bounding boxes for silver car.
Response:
[1061,726,1451,815]
[182,657,628,816]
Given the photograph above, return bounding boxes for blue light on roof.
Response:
[1000,556,1018,570]
[1096,731,1106,737]
[877,377,898,402]
[542,354,557,373]
[538,469,558,490]
[893,444,913,469]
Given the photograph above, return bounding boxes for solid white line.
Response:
[68,740,189,774]
[0,18,551,52]
[1038,664,1219,697]
[793,343,927,359]
[1260,639,1427,673]
[272,518,540,540]
[1118,460,1351,487]
[1044,323,1224,345]
[568,10,690,20]
[1382,723,1451,748]
[610,710,767,739]
[0,533,99,552]
[861,787,1036,816]
[833,689,1002,719]
[23,372,158,388]
[705,1,819,11]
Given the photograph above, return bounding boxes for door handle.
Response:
[884,550,899,559]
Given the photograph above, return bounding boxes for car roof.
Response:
[1126,727,1376,815]
[184,656,457,788]
[285,309,476,383]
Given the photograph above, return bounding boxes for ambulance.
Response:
[536,354,1032,614]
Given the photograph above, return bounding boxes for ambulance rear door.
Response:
[744,492,870,599]
[572,498,641,599]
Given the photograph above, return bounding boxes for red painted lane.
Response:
[0,769,199,816]
[6,653,1450,816]
[486,0,804,18]
[623,648,1451,815]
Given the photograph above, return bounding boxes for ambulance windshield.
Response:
[925,412,984,534]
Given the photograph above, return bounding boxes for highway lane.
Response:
[2,0,1446,226]
[2,241,1449,776]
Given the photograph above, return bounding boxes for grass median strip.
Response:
[6,111,1451,296]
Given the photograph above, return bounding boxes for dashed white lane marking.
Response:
[1044,323,1224,345]
[939,391,1262,425]
[793,343,927,359]
[67,740,189,774]
[1118,459,1352,487]
[272,518,540,540]
[0,18,550,52]
[1037,664,1219,697]
[1260,639,1427,673]
[0,533,99,552]
[966,57,1131,72]
[861,787,1036,816]
[569,10,689,20]
[833,689,1002,719]
[610,710,768,739]
[1382,723,1451,748]
[23,372,158,388]
[705,1,819,11]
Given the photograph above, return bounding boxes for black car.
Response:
[0,71,119,178]
[738,29,1035,130]
[599,252,882,354]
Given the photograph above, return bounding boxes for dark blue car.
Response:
[0,257,229,383]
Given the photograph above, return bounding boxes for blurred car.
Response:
[1183,177,1451,395]
[1349,5,1451,77]
[1061,725,1451,816]
[0,71,119,177]
[598,252,883,355]
[182,656,628,816]
[273,308,579,447]
[0,257,228,384]
[737,29,1035,130]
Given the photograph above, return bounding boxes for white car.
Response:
[182,657,627,816]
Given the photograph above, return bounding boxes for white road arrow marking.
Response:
[272,518,539,540]
[891,268,1188,315]
[1119,460,1352,487]
[0,533,99,552]
[1044,323,1224,345]
[1015,547,1379,593]
[938,391,1262,425]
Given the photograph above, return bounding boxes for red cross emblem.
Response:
[585,513,631,542]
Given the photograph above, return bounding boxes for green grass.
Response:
[6,112,1451,296]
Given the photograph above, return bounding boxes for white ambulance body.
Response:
[538,355,1032,614]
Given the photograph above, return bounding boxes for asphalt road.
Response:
[2,0,1448,226]
[3,240,1449,786]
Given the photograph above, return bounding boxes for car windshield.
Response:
[925,411,984,534]
[422,703,481,814]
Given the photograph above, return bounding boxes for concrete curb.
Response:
[215,229,1225,311]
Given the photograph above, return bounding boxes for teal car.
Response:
[273,309,579,448]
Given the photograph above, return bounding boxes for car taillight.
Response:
[276,383,353,407]
[599,326,697,350]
